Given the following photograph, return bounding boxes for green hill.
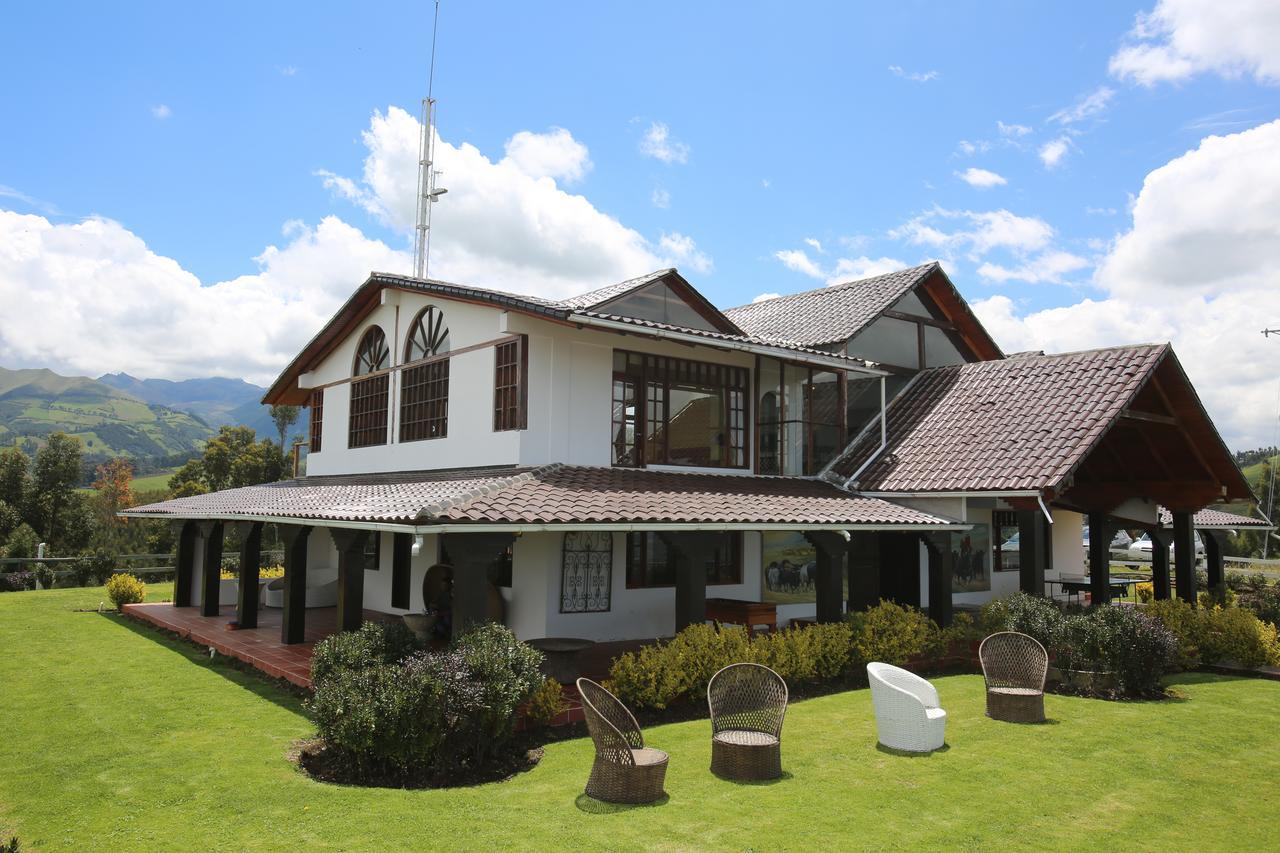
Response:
[0,366,215,459]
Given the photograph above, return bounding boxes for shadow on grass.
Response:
[875,742,951,758]
[95,611,309,716]
[712,769,793,787]
[575,792,670,813]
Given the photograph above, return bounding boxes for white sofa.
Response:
[263,570,339,609]
[867,662,947,753]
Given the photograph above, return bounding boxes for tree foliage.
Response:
[168,426,286,496]
[270,405,301,450]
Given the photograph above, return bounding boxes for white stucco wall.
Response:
[1050,509,1085,577]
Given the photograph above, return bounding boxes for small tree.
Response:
[270,405,302,451]
[0,446,30,510]
[32,433,83,549]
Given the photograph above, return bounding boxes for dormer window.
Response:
[349,326,390,448]
[401,306,450,442]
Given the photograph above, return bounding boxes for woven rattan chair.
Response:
[867,662,947,753]
[979,631,1048,723]
[707,663,788,781]
[576,678,668,804]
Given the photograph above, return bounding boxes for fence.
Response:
[0,550,286,588]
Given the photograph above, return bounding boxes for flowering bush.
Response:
[105,573,146,610]
[523,677,568,727]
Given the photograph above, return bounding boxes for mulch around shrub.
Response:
[291,736,545,789]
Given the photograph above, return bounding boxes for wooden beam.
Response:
[1204,530,1225,591]
[881,309,956,330]
[805,532,847,624]
[235,521,263,629]
[848,530,880,612]
[920,534,954,628]
[330,529,370,633]
[659,532,721,633]
[1150,529,1171,601]
[197,520,224,618]
[280,525,312,645]
[173,521,197,608]
[1172,510,1197,606]
[1087,511,1112,605]
[1017,510,1047,595]
[1065,480,1222,510]
[1121,408,1179,426]
[391,532,413,610]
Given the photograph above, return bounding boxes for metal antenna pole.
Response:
[413,1,446,279]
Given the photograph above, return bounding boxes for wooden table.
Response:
[705,598,777,633]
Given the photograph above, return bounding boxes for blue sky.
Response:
[2,1,1280,448]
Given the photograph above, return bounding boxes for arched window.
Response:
[404,306,450,363]
[352,326,390,376]
[349,326,390,447]
[401,308,450,442]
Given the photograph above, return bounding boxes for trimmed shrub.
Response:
[849,599,937,667]
[70,550,116,587]
[105,573,146,610]
[524,677,568,727]
[310,620,420,684]
[1200,607,1280,668]
[610,623,753,711]
[1238,582,1280,626]
[1143,598,1204,668]
[981,592,1061,651]
[1091,606,1178,697]
[0,571,35,593]
[1136,582,1154,604]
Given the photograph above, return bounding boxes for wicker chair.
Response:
[707,663,788,781]
[979,631,1048,723]
[576,678,669,804]
[866,662,947,753]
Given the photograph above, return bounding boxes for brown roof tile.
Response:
[1158,506,1273,529]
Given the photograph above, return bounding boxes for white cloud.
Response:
[1049,86,1115,125]
[997,121,1033,137]
[318,107,708,298]
[888,65,939,83]
[658,232,712,274]
[1039,137,1072,168]
[976,250,1089,284]
[150,104,171,119]
[1109,0,1280,86]
[972,119,1280,448]
[891,207,1054,257]
[502,127,592,183]
[957,167,1008,189]
[0,211,404,385]
[751,292,782,304]
[774,248,906,287]
[651,188,671,209]
[956,139,992,156]
[1086,206,1118,216]
[279,65,299,77]
[804,237,825,254]
[639,122,690,164]
[774,249,824,280]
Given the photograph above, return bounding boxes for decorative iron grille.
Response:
[561,531,613,613]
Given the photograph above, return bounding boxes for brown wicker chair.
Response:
[979,631,1048,723]
[576,678,668,804]
[707,663,788,781]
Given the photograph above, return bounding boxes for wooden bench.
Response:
[705,598,777,633]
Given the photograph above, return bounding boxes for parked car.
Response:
[1082,526,1132,559]
[1127,531,1204,562]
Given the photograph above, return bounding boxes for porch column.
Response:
[922,533,954,628]
[1150,528,1172,601]
[1087,511,1112,606]
[659,532,720,633]
[877,532,921,608]
[804,532,847,624]
[173,520,197,607]
[1204,530,1225,592]
[848,530,880,612]
[391,532,413,610]
[441,532,515,639]
[330,529,371,633]
[197,520,224,617]
[280,524,312,645]
[1172,510,1197,606]
[235,521,263,628]
[1017,510,1047,595]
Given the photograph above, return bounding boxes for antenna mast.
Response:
[413,0,447,279]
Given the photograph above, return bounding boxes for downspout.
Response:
[1037,493,1054,526]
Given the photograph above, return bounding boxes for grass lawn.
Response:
[4,587,1280,851]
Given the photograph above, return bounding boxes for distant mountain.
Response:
[0,366,214,459]
[98,372,306,442]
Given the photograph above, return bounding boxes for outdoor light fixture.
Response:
[411,535,424,557]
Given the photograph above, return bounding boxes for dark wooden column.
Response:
[1172,510,1197,606]
[804,532,848,624]
[1204,530,1225,591]
[280,524,312,645]
[173,521,197,607]
[1086,511,1112,606]
[848,530,881,612]
[197,521,224,617]
[391,532,414,610]
[235,521,263,628]
[442,532,515,638]
[330,529,371,633]
[921,533,954,628]
[1150,528,1171,601]
[877,533,921,608]
[1017,509,1047,595]
[659,532,721,633]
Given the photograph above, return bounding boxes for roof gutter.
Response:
[567,313,886,376]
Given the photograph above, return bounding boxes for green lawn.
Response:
[4,587,1280,851]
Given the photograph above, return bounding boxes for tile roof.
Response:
[1158,506,1273,529]
[555,269,674,310]
[122,464,960,529]
[828,344,1170,493]
[724,262,939,346]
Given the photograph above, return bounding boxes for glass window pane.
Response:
[924,324,968,367]
[846,316,920,369]
[601,282,719,332]
[666,383,725,466]
[890,290,931,317]
[846,376,880,441]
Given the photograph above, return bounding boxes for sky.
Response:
[2,0,1279,450]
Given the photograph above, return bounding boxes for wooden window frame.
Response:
[493,335,528,432]
[348,373,390,448]
[399,356,449,442]
[754,357,847,476]
[625,532,743,589]
[308,388,324,453]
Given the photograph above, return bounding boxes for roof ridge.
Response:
[415,463,564,521]
[724,261,939,314]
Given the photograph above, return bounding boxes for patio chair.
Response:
[706,663,788,781]
[866,662,947,753]
[979,631,1048,723]
[576,678,668,804]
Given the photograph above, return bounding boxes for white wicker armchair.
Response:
[866,662,947,753]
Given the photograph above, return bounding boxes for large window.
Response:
[757,358,847,475]
[494,336,527,432]
[611,351,748,469]
[561,532,613,613]
[626,532,742,588]
[598,280,721,332]
[400,307,450,442]
[348,326,390,448]
[309,388,324,453]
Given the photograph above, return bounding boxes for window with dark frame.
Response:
[349,326,390,448]
[400,306,451,443]
[756,357,848,475]
[625,532,742,588]
[611,350,748,469]
[561,531,613,613]
[363,533,381,572]
[309,388,324,453]
[493,336,527,431]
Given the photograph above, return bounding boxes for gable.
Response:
[565,269,743,335]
